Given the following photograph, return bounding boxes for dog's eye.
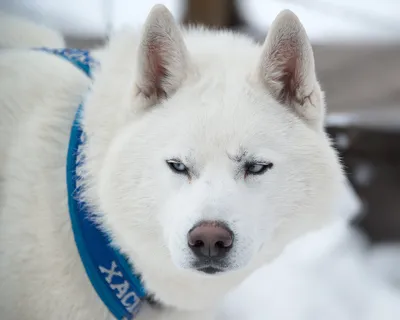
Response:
[245,162,273,176]
[166,160,188,175]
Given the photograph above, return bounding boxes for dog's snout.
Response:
[187,221,233,259]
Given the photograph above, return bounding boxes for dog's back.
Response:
[0,11,68,166]
[0,12,65,48]
[0,15,108,319]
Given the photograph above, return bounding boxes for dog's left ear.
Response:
[137,4,190,101]
[258,10,325,129]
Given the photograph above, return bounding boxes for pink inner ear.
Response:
[268,39,300,105]
[146,42,168,99]
[276,55,298,104]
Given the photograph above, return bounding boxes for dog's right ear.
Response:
[136,4,189,101]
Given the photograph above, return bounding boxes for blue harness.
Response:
[40,48,147,319]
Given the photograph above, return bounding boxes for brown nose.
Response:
[187,221,233,259]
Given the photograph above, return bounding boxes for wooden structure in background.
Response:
[183,0,242,28]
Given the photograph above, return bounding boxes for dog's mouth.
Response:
[192,260,228,275]
[197,266,223,275]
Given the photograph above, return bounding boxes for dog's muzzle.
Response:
[187,220,233,274]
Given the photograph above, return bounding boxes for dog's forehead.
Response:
[139,60,317,158]
[154,95,309,161]
[163,84,299,139]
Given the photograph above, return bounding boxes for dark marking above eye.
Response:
[228,149,248,163]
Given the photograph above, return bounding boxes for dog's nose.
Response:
[187,221,233,259]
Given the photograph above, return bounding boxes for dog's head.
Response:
[81,4,343,302]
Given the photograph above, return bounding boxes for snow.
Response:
[0,0,183,37]
[326,110,400,132]
[238,0,400,44]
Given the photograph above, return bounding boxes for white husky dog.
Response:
[0,4,343,320]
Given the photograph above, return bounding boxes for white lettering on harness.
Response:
[99,261,141,313]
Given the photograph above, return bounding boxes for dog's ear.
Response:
[258,10,325,129]
[137,4,189,101]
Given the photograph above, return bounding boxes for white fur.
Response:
[0,11,65,48]
[0,5,343,320]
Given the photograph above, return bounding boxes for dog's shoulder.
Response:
[0,11,64,48]
[0,47,92,120]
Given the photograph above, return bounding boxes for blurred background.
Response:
[1,0,399,318]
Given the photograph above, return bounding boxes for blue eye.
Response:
[245,162,273,176]
[166,160,188,174]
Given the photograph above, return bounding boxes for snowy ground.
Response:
[217,185,400,320]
